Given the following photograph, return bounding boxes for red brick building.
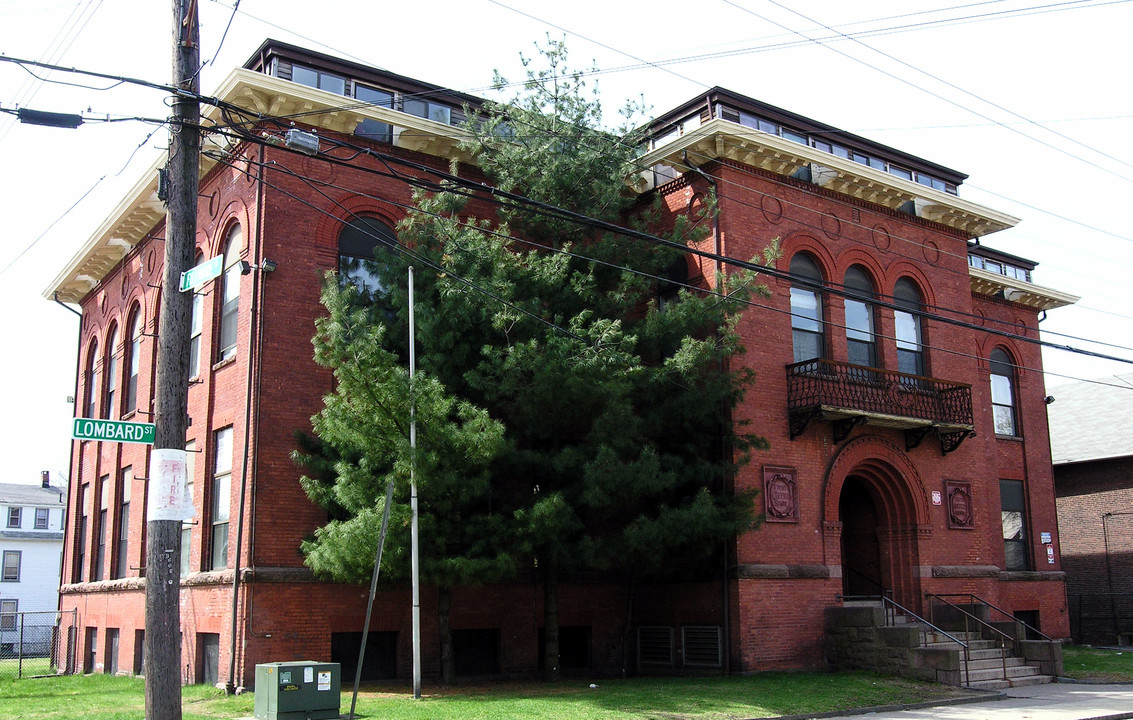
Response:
[47,40,1077,687]
[1049,373,1133,645]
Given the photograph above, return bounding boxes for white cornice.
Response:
[46,69,473,303]
[969,267,1079,310]
[632,118,1020,238]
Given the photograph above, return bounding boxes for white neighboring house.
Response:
[0,474,65,655]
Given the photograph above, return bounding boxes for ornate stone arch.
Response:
[824,435,930,608]
[824,435,929,526]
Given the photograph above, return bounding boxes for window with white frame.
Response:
[894,278,925,377]
[35,507,49,529]
[7,506,20,528]
[843,265,877,369]
[789,253,824,364]
[403,97,452,125]
[95,475,109,580]
[355,84,393,143]
[114,466,131,580]
[990,348,1018,436]
[75,483,88,582]
[290,64,346,95]
[125,307,142,414]
[2,550,20,581]
[0,599,15,630]
[189,257,204,377]
[211,428,233,570]
[104,324,118,419]
[218,226,243,361]
[85,340,99,419]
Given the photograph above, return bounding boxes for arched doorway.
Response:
[826,438,930,612]
[840,476,881,597]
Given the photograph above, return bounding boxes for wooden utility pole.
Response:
[145,1,199,718]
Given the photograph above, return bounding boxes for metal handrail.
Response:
[840,594,971,686]
[927,593,1018,684]
[932,593,1059,681]
[843,566,893,599]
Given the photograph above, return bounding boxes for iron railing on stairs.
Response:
[928,593,1059,683]
[841,594,971,686]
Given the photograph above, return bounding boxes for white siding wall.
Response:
[1,502,64,619]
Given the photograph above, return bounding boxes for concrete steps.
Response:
[865,604,1056,688]
[923,637,1054,689]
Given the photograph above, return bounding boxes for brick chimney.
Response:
[41,470,50,489]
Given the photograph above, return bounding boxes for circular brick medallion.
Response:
[761,195,783,224]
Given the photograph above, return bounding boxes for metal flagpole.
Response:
[409,265,422,699]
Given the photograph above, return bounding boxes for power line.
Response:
[205,138,1133,391]
[0,0,106,146]
[28,50,1123,356]
[15,46,1128,360]
[721,0,1133,191]
[202,120,1133,367]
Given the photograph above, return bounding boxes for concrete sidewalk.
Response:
[815,682,1133,720]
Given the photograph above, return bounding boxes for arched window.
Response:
[790,253,824,363]
[218,225,243,361]
[894,278,924,377]
[189,253,204,378]
[844,265,876,369]
[125,308,142,414]
[84,340,99,419]
[104,324,118,419]
[338,216,396,300]
[990,348,1018,436]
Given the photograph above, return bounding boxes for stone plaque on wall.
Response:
[763,466,799,523]
[945,480,974,529]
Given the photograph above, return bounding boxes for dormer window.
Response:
[291,64,346,95]
[404,98,452,125]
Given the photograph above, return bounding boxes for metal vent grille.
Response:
[637,626,674,667]
[682,626,722,667]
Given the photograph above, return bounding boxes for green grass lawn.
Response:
[1062,645,1133,682]
[0,655,56,678]
[0,671,975,720]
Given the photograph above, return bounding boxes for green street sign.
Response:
[72,418,156,445]
[179,254,223,292]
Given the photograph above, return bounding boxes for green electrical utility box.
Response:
[253,661,341,720]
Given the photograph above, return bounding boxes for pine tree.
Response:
[295,280,509,685]
[391,39,770,680]
[300,38,773,683]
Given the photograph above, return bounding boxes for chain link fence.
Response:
[0,609,76,679]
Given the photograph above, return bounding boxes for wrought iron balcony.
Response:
[786,359,975,454]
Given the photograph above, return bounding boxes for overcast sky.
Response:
[2,0,1131,486]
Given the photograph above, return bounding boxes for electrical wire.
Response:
[758,0,1133,177]
[200,0,242,73]
[478,0,1133,250]
[196,59,1133,286]
[203,138,1133,390]
[718,0,1133,190]
[108,72,1132,356]
[0,173,107,277]
[499,0,1133,90]
[13,46,1128,360]
[201,121,1133,367]
[0,0,105,146]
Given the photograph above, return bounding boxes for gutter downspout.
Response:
[54,293,83,671]
[1101,512,1133,642]
[227,141,267,692]
[682,149,731,673]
